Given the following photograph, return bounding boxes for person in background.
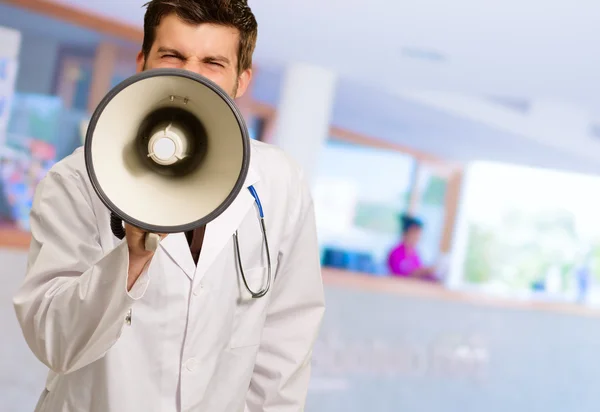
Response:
[387,214,436,281]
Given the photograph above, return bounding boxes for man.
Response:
[12,1,325,411]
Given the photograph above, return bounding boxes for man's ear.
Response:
[136,50,145,73]
[234,68,253,99]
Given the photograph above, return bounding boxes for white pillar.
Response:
[0,26,21,146]
[272,63,337,184]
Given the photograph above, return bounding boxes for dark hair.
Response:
[400,214,423,234]
[142,0,258,73]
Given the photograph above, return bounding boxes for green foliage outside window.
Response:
[421,175,447,207]
[463,207,600,291]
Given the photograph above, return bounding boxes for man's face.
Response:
[137,13,252,99]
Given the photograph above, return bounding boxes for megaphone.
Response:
[84,68,251,251]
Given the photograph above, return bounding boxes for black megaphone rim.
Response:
[84,67,251,234]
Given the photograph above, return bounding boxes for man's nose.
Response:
[182,60,205,77]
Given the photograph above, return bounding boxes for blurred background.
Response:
[2,0,600,410]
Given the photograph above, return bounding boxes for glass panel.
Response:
[314,139,417,274]
[452,160,600,304]
[417,172,448,265]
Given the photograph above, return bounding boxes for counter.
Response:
[322,267,600,318]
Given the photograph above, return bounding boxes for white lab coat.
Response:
[13,139,325,412]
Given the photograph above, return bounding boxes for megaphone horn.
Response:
[84,68,251,251]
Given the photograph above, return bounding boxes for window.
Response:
[313,139,417,273]
[450,161,600,303]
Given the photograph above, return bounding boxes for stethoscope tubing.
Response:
[233,185,271,298]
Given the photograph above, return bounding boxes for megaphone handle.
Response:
[144,233,161,252]
[109,212,160,252]
[110,213,126,240]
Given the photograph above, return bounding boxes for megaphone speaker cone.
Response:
[136,106,208,175]
[84,68,251,234]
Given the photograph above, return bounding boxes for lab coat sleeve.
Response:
[245,170,326,411]
[12,170,150,375]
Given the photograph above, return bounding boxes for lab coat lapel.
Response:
[159,233,196,279]
[195,166,261,279]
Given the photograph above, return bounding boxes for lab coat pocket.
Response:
[230,266,270,349]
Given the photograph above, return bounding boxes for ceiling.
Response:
[248,65,600,176]
[47,0,600,108]
[5,0,600,173]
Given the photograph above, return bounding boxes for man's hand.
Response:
[125,223,167,291]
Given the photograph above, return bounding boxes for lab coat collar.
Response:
[159,164,261,280]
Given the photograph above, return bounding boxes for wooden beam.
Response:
[406,162,423,214]
[329,126,457,170]
[239,102,460,168]
[0,0,143,43]
[439,169,464,253]
[243,101,464,174]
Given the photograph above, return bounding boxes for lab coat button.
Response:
[185,358,198,371]
[125,309,132,326]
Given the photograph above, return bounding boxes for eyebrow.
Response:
[157,47,231,66]
[157,47,186,58]
[202,55,231,66]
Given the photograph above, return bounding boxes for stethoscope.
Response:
[110,184,272,299]
[232,185,272,299]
